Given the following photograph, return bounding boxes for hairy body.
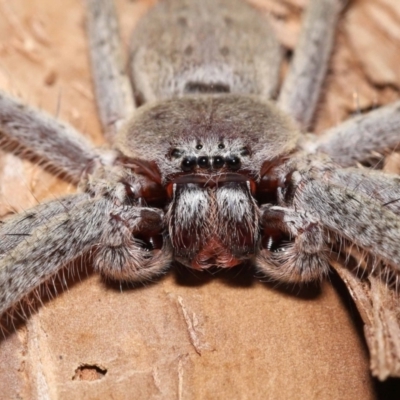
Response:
[0,0,398,394]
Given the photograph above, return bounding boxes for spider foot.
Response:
[255,205,330,283]
[94,205,172,282]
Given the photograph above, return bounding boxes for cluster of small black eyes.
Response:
[171,144,249,172]
[181,154,241,171]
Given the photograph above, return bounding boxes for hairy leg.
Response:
[257,162,400,283]
[255,204,330,283]
[84,0,135,141]
[283,171,400,274]
[0,194,88,256]
[278,0,344,130]
[0,91,101,183]
[325,167,400,215]
[304,101,400,167]
[0,192,172,318]
[285,152,400,214]
[0,197,105,316]
[258,155,400,377]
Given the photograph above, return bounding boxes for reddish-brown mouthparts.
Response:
[166,173,257,198]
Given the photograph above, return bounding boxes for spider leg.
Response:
[84,0,135,141]
[255,205,331,283]
[0,192,172,318]
[283,171,400,275]
[303,101,400,167]
[258,159,400,377]
[255,169,400,380]
[257,163,400,283]
[283,152,400,214]
[325,167,400,215]
[0,196,101,316]
[0,194,88,257]
[278,0,344,129]
[0,91,103,183]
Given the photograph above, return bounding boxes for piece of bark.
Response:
[0,0,399,399]
[332,262,400,381]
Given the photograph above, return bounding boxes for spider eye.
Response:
[240,147,250,156]
[225,155,241,170]
[213,156,225,169]
[218,143,225,149]
[171,148,183,158]
[181,156,197,171]
[196,144,203,150]
[198,156,210,168]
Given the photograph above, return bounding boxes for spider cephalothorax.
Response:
[114,94,298,270]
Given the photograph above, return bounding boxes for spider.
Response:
[1,0,400,389]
